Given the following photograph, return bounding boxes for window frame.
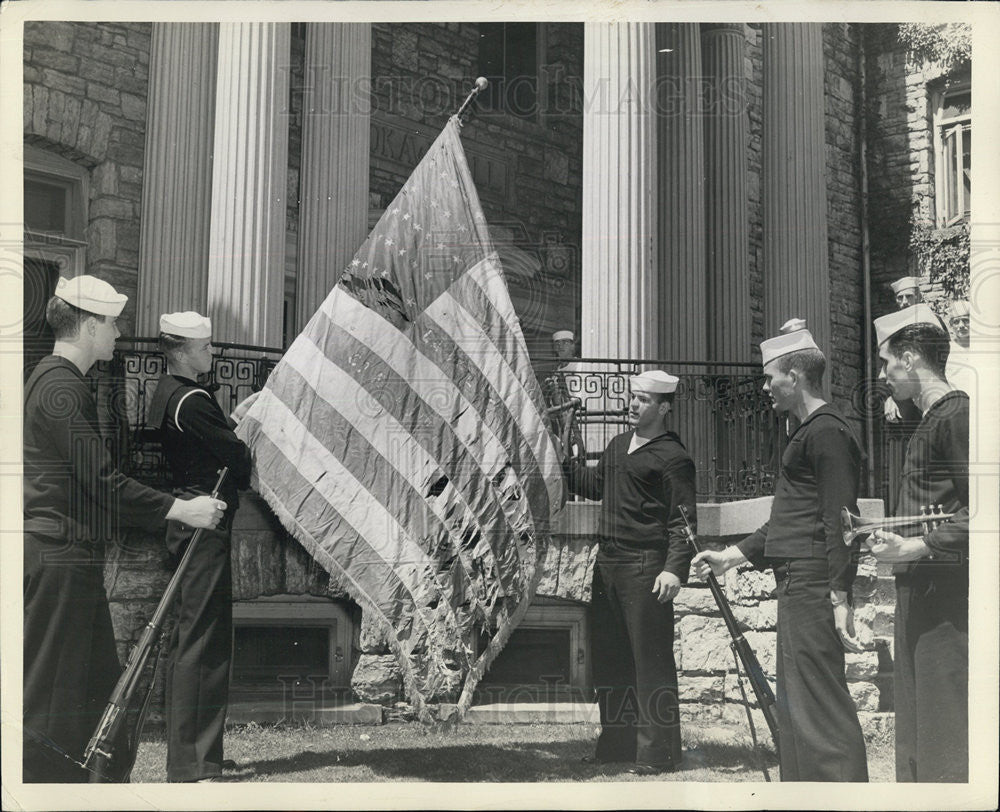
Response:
[931,80,971,228]
[476,22,548,122]
[23,145,89,277]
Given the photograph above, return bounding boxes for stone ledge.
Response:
[457,702,601,725]
[553,497,885,538]
[227,699,384,726]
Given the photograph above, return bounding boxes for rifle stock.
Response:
[678,505,780,750]
[83,467,229,782]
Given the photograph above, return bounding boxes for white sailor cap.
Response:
[630,369,679,394]
[948,299,970,319]
[779,317,807,334]
[760,320,820,366]
[552,330,574,342]
[874,303,943,347]
[53,275,128,317]
[159,311,212,339]
[890,276,920,295]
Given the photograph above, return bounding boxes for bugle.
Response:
[83,467,229,782]
[840,504,954,546]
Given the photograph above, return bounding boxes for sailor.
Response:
[567,370,695,775]
[890,276,923,310]
[692,320,869,782]
[868,303,969,782]
[943,300,975,399]
[884,278,924,423]
[23,278,224,782]
[147,311,253,782]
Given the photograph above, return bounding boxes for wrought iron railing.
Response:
[539,358,788,501]
[93,338,283,485]
[93,344,788,500]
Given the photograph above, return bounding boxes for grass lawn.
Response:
[129,721,894,783]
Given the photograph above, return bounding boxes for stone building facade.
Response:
[21,20,971,732]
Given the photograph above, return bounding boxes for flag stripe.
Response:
[458,254,550,406]
[243,421,417,635]
[416,287,560,519]
[316,287,539,556]
[317,288,513,474]
[295,313,531,597]
[409,309,549,545]
[278,337,520,606]
[248,388,465,651]
[425,273,562,513]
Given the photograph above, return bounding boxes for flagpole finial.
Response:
[455,77,489,125]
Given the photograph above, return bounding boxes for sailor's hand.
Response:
[883,396,901,423]
[692,549,732,580]
[652,571,681,603]
[866,530,930,563]
[167,495,227,529]
[232,390,262,424]
[832,593,863,653]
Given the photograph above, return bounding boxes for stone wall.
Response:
[23,21,152,334]
[823,23,866,418]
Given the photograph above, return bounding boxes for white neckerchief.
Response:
[628,433,656,455]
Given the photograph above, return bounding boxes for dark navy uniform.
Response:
[147,373,251,782]
[892,390,968,783]
[569,430,695,769]
[23,356,175,782]
[737,404,868,782]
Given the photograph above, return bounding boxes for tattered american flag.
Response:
[236,117,565,713]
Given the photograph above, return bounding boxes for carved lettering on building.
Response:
[370,115,509,205]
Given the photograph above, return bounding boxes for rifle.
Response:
[83,467,229,782]
[678,505,779,780]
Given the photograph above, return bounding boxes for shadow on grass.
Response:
[241,738,774,782]
[684,740,778,776]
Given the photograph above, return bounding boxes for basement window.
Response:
[474,598,589,703]
[231,596,353,694]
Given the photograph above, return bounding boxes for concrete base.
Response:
[461,702,600,724]
[227,698,384,726]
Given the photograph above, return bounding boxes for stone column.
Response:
[655,23,706,362]
[136,23,218,335]
[703,23,751,363]
[207,23,290,347]
[296,23,372,332]
[580,23,658,361]
[762,23,830,356]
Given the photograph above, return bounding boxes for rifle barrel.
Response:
[678,505,780,747]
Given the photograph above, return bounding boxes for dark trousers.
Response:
[894,572,968,782]
[774,558,868,782]
[23,535,121,782]
[164,518,233,782]
[590,541,682,767]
